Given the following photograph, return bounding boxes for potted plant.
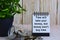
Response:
[0,0,25,37]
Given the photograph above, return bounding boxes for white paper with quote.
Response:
[32,13,50,33]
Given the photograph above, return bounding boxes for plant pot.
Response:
[0,17,13,37]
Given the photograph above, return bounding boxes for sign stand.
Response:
[32,12,50,36]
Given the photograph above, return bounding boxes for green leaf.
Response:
[0,0,26,19]
[2,8,8,11]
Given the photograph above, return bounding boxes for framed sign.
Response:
[32,12,50,36]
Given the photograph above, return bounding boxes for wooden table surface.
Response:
[0,25,60,40]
